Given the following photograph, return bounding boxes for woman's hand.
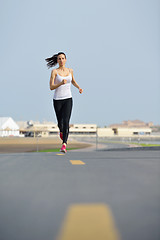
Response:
[61,79,67,85]
[79,88,83,94]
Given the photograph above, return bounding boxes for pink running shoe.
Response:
[60,132,63,141]
[60,144,67,153]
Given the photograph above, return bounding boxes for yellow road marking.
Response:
[70,160,85,165]
[56,154,65,156]
[56,204,120,240]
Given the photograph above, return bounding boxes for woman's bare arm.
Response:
[71,69,83,93]
[49,70,67,90]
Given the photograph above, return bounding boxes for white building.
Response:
[97,128,114,137]
[17,120,152,138]
[70,124,97,136]
[113,127,152,136]
[0,117,20,137]
[109,120,152,137]
[26,122,59,137]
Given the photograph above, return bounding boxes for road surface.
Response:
[0,149,160,240]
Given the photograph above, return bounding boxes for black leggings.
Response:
[53,98,73,144]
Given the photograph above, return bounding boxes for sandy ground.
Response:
[0,137,92,153]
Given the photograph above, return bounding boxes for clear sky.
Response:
[0,0,160,126]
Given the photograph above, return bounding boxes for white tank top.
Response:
[53,71,72,100]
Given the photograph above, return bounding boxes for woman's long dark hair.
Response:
[45,52,66,69]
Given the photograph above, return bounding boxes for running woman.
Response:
[45,52,83,153]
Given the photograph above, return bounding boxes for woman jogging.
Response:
[45,52,83,153]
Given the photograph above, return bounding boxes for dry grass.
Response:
[0,137,92,153]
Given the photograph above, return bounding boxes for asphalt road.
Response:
[0,149,160,240]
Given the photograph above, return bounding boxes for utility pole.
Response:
[96,126,98,150]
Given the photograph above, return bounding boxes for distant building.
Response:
[19,122,97,137]
[109,120,153,128]
[17,121,59,137]
[16,120,153,138]
[109,120,152,136]
[0,117,20,137]
[70,124,97,136]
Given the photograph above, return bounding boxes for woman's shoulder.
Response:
[68,68,73,73]
[51,68,58,75]
[51,68,58,73]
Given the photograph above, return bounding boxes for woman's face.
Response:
[57,54,66,67]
